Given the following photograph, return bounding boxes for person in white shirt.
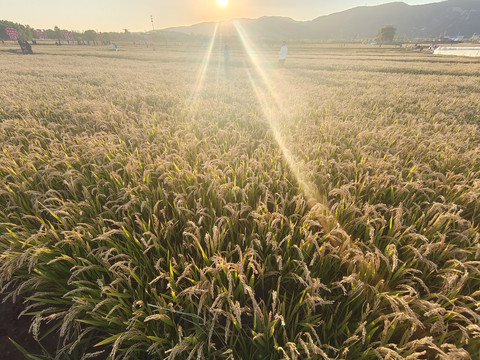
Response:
[278,41,288,66]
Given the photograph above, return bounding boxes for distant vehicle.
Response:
[434,46,480,58]
[442,35,465,42]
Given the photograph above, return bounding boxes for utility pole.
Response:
[150,15,155,31]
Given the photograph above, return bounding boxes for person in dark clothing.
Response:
[18,40,33,54]
[24,41,33,54]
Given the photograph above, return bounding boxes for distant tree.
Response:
[46,29,56,39]
[72,31,83,42]
[0,20,35,40]
[54,25,63,41]
[0,23,7,40]
[19,24,35,40]
[376,25,397,43]
[84,30,97,42]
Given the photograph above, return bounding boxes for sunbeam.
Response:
[233,22,285,109]
[235,21,327,210]
[188,22,219,114]
[245,69,325,208]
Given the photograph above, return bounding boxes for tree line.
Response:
[0,20,132,43]
[0,20,213,46]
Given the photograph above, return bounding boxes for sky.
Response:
[2,0,441,32]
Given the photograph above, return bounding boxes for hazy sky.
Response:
[3,0,441,32]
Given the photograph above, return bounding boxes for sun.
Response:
[217,0,228,7]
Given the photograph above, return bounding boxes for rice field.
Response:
[0,42,479,359]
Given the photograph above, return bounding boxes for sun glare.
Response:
[217,0,228,7]
[234,21,328,212]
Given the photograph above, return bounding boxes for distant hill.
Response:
[161,0,480,41]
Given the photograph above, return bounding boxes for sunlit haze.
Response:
[3,0,441,32]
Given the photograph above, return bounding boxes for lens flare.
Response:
[234,21,327,211]
[188,23,219,115]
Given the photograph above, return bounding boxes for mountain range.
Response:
[161,0,480,41]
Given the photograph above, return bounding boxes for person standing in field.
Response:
[278,41,288,67]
